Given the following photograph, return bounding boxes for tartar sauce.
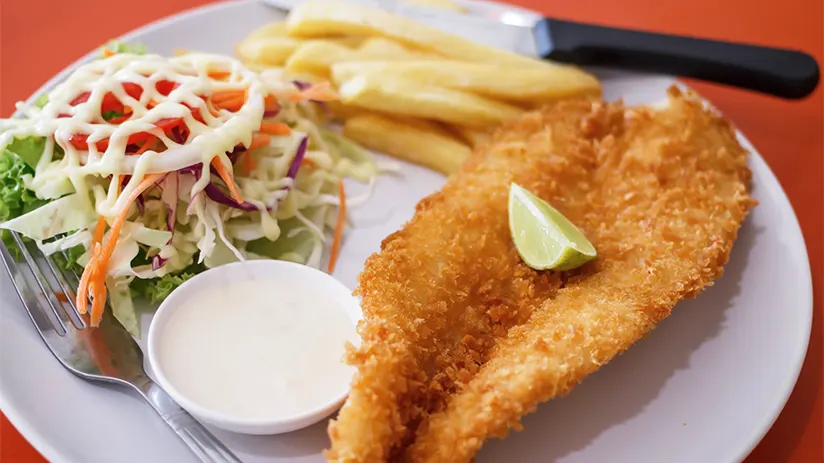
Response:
[157,278,357,420]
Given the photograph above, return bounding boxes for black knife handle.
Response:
[535,18,820,99]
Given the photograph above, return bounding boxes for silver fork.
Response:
[0,231,243,463]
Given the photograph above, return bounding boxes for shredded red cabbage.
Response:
[170,125,187,144]
[204,183,266,212]
[152,255,168,271]
[286,136,309,181]
[161,173,179,234]
[293,80,311,90]
[292,80,329,111]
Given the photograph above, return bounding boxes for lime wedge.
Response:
[508,183,597,271]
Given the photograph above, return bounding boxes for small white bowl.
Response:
[146,260,362,435]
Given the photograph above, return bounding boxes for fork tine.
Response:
[0,239,64,334]
[9,232,69,336]
[43,255,87,329]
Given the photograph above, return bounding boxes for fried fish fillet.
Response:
[327,87,755,462]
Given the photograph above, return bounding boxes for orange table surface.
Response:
[1,0,821,462]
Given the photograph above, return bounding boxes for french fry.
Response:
[450,125,492,147]
[331,60,601,102]
[247,22,289,40]
[286,1,548,69]
[343,114,471,174]
[356,37,443,61]
[402,0,469,13]
[286,40,356,76]
[338,74,523,128]
[284,38,443,78]
[327,36,369,48]
[236,37,301,66]
[326,101,367,120]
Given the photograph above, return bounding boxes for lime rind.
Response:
[508,183,597,271]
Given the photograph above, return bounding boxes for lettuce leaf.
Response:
[52,244,85,273]
[101,40,148,57]
[130,263,204,303]
[1,149,47,257]
[4,136,45,172]
[0,150,42,220]
[34,93,49,109]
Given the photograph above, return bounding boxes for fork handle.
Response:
[140,381,243,462]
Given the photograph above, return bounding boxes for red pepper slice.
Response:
[70,83,145,114]
[70,92,91,106]
[70,117,184,152]
[155,80,179,96]
[122,82,144,100]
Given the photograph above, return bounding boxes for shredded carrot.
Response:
[211,90,246,104]
[302,158,316,169]
[75,252,96,315]
[259,122,292,135]
[89,278,106,329]
[264,95,279,111]
[134,136,157,155]
[76,174,165,326]
[248,134,271,150]
[327,180,346,274]
[206,99,221,117]
[289,81,338,103]
[76,217,108,314]
[210,157,243,203]
[92,215,107,245]
[241,152,256,176]
[103,48,116,58]
[208,71,231,80]
[113,175,122,197]
[214,96,246,112]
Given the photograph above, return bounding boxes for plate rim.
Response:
[0,1,813,462]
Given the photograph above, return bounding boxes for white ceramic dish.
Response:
[147,260,362,436]
[0,1,813,462]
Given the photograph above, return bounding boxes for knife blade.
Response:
[260,0,820,99]
[259,0,538,53]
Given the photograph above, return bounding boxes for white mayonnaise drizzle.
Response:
[2,53,266,219]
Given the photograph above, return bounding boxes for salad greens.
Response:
[0,42,377,337]
[101,40,148,56]
[130,264,202,303]
[0,148,46,257]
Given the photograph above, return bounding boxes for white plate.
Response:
[0,1,813,462]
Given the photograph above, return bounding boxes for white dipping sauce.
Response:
[158,278,357,420]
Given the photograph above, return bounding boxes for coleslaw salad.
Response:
[0,42,378,335]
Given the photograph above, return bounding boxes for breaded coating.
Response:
[326,87,755,462]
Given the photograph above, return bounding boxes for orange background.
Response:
[0,0,821,461]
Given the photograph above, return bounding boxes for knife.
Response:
[260,0,820,99]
